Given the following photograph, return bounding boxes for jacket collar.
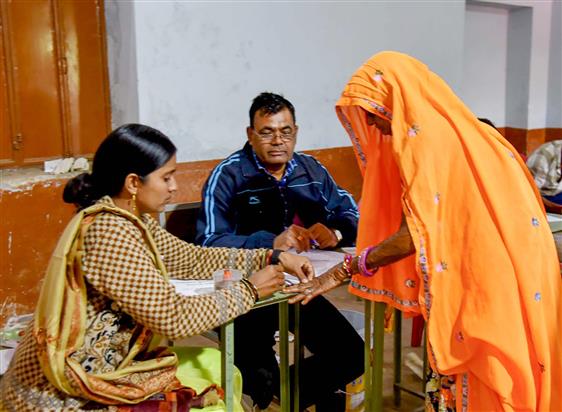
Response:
[241,142,304,182]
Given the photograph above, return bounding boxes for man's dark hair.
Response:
[249,92,296,128]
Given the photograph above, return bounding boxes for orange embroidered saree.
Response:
[336,51,562,411]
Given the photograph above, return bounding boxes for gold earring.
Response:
[131,193,137,213]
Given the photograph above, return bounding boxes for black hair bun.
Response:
[63,173,98,209]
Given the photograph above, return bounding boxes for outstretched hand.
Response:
[284,263,349,305]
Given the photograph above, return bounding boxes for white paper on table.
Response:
[170,249,350,291]
[169,279,215,296]
[283,249,345,285]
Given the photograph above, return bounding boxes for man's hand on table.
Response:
[273,224,313,252]
[274,223,339,252]
[308,223,339,249]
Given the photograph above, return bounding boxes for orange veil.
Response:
[336,51,561,411]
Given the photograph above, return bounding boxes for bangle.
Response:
[359,246,379,277]
[269,249,283,265]
[342,254,354,277]
[240,278,260,302]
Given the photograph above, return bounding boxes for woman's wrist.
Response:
[333,266,352,282]
[351,256,360,274]
[240,278,260,302]
[359,246,379,277]
[267,249,284,265]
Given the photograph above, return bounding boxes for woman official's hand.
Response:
[278,252,315,283]
[284,263,349,305]
[248,265,286,299]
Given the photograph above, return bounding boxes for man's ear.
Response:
[246,127,253,144]
[123,173,141,196]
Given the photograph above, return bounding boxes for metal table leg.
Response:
[293,303,302,412]
[393,309,402,407]
[363,300,373,411]
[372,302,385,412]
[220,320,235,412]
[278,300,290,412]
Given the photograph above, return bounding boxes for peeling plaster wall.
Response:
[0,179,75,324]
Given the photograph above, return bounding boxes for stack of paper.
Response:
[170,250,348,294]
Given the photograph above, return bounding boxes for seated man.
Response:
[526,140,562,214]
[195,92,363,411]
[196,93,358,251]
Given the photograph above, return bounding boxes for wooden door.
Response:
[0,7,14,166]
[0,0,110,168]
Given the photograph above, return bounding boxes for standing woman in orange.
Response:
[287,51,562,411]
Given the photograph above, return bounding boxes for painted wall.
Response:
[547,0,562,127]
[106,0,560,160]
[462,0,561,130]
[106,1,466,162]
[462,3,509,125]
[105,0,139,125]
[0,182,75,323]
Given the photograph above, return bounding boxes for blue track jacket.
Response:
[195,143,359,249]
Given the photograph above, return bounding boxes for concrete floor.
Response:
[318,285,425,412]
[178,284,425,411]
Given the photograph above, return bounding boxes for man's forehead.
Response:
[254,108,295,126]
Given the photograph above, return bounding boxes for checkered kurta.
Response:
[0,200,268,411]
[526,140,562,196]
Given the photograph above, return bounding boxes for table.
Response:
[220,292,301,412]
[171,249,346,411]
[160,206,341,411]
[363,300,385,411]
[170,277,301,412]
